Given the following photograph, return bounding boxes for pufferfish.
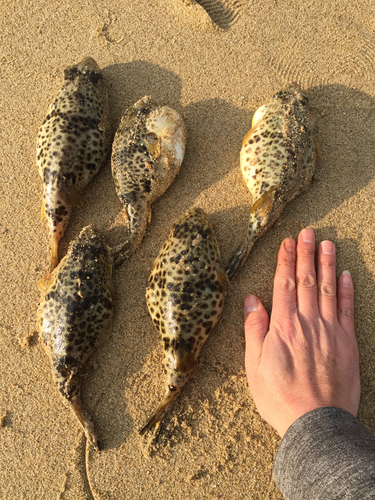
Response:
[37,57,110,272]
[225,87,317,280]
[37,226,114,449]
[111,96,186,268]
[140,207,227,436]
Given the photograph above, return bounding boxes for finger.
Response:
[317,240,337,323]
[296,228,319,321]
[337,270,355,338]
[244,295,269,368]
[272,238,297,320]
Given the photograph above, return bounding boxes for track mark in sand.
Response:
[337,40,375,82]
[264,25,375,88]
[193,0,245,30]
[267,54,331,88]
[263,35,331,88]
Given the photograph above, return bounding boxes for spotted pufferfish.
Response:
[111,96,186,268]
[37,57,110,272]
[225,87,317,280]
[140,207,227,436]
[37,226,114,449]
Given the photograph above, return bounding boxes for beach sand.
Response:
[1,0,375,498]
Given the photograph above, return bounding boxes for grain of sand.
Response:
[1,0,375,498]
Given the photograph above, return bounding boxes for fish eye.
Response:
[100,245,106,254]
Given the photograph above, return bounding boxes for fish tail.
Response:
[128,205,149,249]
[85,438,100,500]
[57,368,99,450]
[139,390,179,437]
[112,205,150,270]
[225,246,249,281]
[225,216,258,281]
[226,190,279,280]
[111,239,132,270]
[71,398,99,451]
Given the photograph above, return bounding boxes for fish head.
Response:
[70,226,113,278]
[64,57,102,84]
[272,87,310,115]
[171,207,213,250]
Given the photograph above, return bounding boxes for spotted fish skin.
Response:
[140,208,226,436]
[37,226,114,449]
[37,57,110,271]
[111,96,186,267]
[226,88,316,280]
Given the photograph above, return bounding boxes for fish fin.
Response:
[225,248,246,282]
[139,390,178,437]
[215,262,229,290]
[176,347,196,375]
[250,187,277,217]
[111,240,132,271]
[146,257,157,268]
[41,202,45,219]
[50,237,59,272]
[107,280,115,304]
[60,184,83,207]
[37,272,56,292]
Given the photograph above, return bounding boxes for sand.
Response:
[1,0,375,498]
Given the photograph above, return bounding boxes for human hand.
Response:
[244,228,360,437]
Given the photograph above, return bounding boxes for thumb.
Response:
[244,295,269,366]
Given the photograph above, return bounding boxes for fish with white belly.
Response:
[111,96,186,268]
[226,88,317,280]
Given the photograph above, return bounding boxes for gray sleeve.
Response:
[273,407,375,499]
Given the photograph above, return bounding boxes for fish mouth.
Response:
[64,57,102,82]
[77,57,101,73]
[78,225,106,247]
[274,86,309,107]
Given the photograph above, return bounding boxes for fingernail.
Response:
[245,295,259,313]
[284,238,295,253]
[301,228,314,243]
[321,240,335,255]
[341,270,352,288]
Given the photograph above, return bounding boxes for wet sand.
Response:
[1,0,375,498]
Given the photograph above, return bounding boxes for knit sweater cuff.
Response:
[273,407,375,499]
